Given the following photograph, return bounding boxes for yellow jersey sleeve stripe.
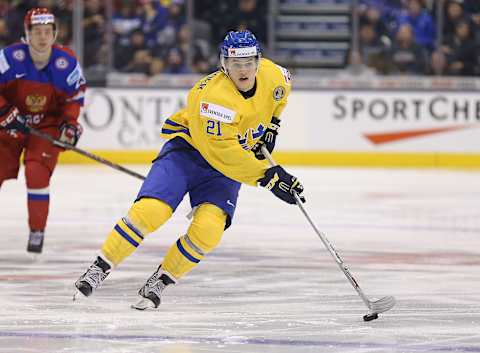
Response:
[162,119,191,136]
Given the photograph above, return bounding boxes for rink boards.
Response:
[59,88,480,168]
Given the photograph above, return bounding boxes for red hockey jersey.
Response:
[0,42,86,128]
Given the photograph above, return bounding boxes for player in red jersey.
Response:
[0,8,86,253]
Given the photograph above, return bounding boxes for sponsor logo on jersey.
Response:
[200,101,236,123]
[25,95,47,113]
[55,57,69,70]
[273,86,285,101]
[12,49,26,62]
[16,73,26,79]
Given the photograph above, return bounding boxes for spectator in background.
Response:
[37,0,54,8]
[389,24,427,75]
[83,0,106,68]
[52,1,73,45]
[194,0,236,42]
[360,5,389,40]
[443,19,477,76]
[463,0,480,27]
[125,49,152,74]
[397,0,436,51]
[4,0,28,43]
[176,23,212,74]
[427,50,449,76]
[443,1,472,39]
[0,0,8,17]
[163,47,189,74]
[115,28,149,71]
[56,20,72,46]
[358,23,390,74]
[52,0,73,23]
[149,57,165,75]
[166,0,185,32]
[155,0,185,49]
[360,0,404,35]
[176,23,189,59]
[140,0,168,48]
[343,50,377,77]
[0,18,9,48]
[228,0,267,43]
[112,1,142,46]
[361,0,404,9]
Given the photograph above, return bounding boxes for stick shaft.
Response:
[29,127,146,181]
[261,146,371,309]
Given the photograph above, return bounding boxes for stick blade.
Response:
[369,295,396,314]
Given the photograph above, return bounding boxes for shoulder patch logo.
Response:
[200,101,236,123]
[66,62,86,89]
[273,86,285,101]
[55,57,69,70]
[276,64,291,85]
[0,50,10,74]
[13,49,25,62]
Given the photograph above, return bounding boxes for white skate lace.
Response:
[29,231,44,246]
[82,264,108,289]
[141,271,165,298]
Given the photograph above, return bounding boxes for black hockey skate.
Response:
[27,230,44,253]
[131,266,175,310]
[73,256,111,300]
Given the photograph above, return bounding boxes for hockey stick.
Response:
[28,127,146,181]
[261,146,395,321]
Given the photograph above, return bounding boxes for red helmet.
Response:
[24,8,56,31]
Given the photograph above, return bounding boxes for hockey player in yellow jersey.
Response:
[74,30,306,310]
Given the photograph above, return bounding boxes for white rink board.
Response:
[78,88,480,153]
[79,88,186,149]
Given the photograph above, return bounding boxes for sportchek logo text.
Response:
[333,95,480,145]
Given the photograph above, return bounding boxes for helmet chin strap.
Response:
[220,55,229,76]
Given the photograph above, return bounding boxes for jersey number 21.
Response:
[206,120,222,136]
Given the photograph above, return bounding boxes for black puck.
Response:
[363,313,379,321]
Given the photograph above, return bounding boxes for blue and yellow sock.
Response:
[101,198,173,266]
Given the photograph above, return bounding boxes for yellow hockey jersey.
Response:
[160,58,292,186]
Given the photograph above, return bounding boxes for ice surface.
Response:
[1,165,479,353]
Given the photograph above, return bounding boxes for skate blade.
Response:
[72,289,86,302]
[131,297,156,311]
[27,253,40,262]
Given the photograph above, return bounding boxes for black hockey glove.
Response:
[251,117,281,160]
[258,165,306,205]
[0,106,29,134]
